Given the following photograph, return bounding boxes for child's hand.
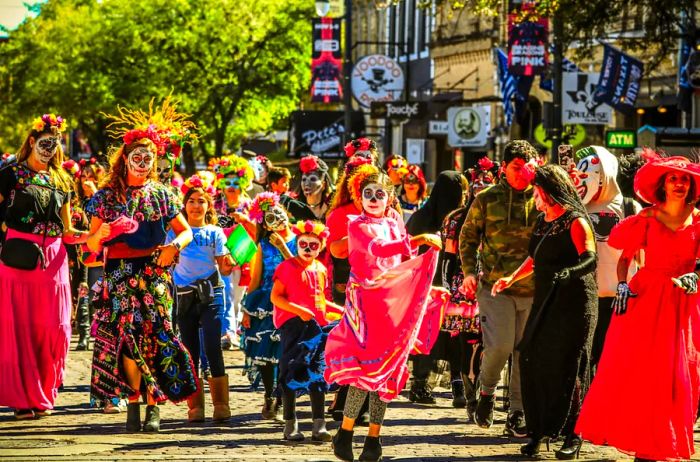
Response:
[299,311,314,322]
[241,312,251,329]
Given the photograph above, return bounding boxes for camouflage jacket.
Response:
[459,178,536,297]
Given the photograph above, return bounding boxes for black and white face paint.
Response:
[361,183,389,217]
[301,171,324,197]
[33,135,60,165]
[263,205,289,232]
[297,235,322,262]
[127,147,155,178]
[156,157,174,183]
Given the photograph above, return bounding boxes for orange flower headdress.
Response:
[291,220,330,241]
[348,164,380,205]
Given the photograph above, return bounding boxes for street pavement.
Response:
[0,336,697,462]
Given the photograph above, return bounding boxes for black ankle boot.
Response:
[520,436,549,457]
[358,436,382,461]
[143,405,160,432]
[332,428,354,462]
[555,434,583,460]
[125,402,141,432]
[451,380,466,408]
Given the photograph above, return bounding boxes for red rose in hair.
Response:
[300,155,321,174]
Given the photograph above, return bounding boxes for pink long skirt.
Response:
[0,229,72,410]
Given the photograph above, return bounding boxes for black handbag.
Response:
[0,190,53,270]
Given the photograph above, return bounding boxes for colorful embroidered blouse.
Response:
[85,181,182,249]
[0,161,71,237]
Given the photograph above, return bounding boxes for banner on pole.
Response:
[310,18,343,103]
[507,13,549,76]
[593,44,644,114]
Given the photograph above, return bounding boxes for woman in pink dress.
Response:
[575,155,700,461]
[325,165,447,462]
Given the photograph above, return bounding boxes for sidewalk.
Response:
[0,336,692,461]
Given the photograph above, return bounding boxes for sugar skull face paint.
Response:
[263,204,288,231]
[156,157,174,183]
[301,172,323,197]
[361,183,388,217]
[222,176,242,192]
[127,147,155,178]
[297,235,322,262]
[33,135,60,164]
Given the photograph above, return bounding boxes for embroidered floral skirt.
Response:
[89,256,198,405]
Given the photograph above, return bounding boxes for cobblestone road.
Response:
[0,336,697,461]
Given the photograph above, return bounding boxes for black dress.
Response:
[520,211,598,438]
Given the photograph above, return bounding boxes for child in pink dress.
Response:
[325,166,448,462]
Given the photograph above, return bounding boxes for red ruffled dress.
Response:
[576,213,700,461]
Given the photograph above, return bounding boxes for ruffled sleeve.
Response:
[609,214,648,253]
[159,183,183,221]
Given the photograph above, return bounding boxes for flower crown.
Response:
[216,155,254,190]
[32,114,67,134]
[387,156,408,170]
[122,124,167,153]
[348,164,380,205]
[79,157,97,168]
[477,156,495,171]
[62,159,81,178]
[291,220,330,240]
[344,138,377,158]
[299,155,326,174]
[182,174,216,196]
[344,155,372,174]
[249,192,280,224]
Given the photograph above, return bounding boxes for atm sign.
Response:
[605,130,637,149]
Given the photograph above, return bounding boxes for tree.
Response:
[0,0,312,159]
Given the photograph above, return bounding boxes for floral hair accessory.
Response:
[348,164,380,205]
[249,192,280,224]
[217,154,254,190]
[171,175,184,190]
[254,155,269,165]
[387,156,407,170]
[522,162,537,185]
[291,220,330,240]
[300,155,324,174]
[344,137,377,158]
[79,157,97,168]
[62,159,81,178]
[32,114,67,134]
[477,156,495,171]
[344,155,372,174]
[182,174,216,196]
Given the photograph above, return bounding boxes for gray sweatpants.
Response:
[476,284,532,412]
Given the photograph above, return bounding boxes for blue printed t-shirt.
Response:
[167,224,229,287]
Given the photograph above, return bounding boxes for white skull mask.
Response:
[127,147,155,178]
[156,157,174,183]
[575,150,602,205]
[361,183,389,217]
[263,205,288,231]
[301,172,324,197]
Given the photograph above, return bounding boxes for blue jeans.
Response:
[177,286,226,377]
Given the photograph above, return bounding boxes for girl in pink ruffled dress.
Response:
[325,166,447,462]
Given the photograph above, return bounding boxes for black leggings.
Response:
[260,364,276,399]
[177,289,225,377]
[282,389,325,420]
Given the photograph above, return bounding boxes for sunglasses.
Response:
[298,240,320,251]
[362,188,387,201]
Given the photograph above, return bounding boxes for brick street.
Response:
[0,337,697,462]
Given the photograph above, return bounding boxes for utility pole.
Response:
[343,0,353,145]
[551,6,564,162]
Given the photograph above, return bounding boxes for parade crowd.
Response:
[0,105,699,462]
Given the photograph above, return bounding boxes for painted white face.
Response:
[263,204,288,231]
[575,151,602,205]
[301,172,323,197]
[156,157,174,183]
[297,235,322,262]
[33,135,60,164]
[355,150,373,160]
[127,147,155,178]
[249,158,267,183]
[361,183,389,217]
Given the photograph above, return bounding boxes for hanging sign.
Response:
[562,73,612,125]
[605,130,636,149]
[310,17,343,103]
[447,106,491,148]
[351,54,405,108]
[507,13,549,76]
[593,44,644,114]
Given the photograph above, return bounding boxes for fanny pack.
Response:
[0,191,53,270]
[177,271,222,306]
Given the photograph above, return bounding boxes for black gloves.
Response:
[672,272,699,295]
[612,282,637,315]
[553,250,597,283]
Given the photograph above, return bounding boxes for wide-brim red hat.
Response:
[634,156,700,204]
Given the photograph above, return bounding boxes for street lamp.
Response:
[315,0,331,18]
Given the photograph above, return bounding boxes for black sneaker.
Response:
[475,393,495,428]
[408,383,436,404]
[504,410,527,437]
[466,401,477,423]
[451,380,467,408]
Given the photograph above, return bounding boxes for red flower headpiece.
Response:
[255,155,269,165]
[521,162,537,185]
[291,220,330,240]
[344,138,376,158]
[79,157,97,168]
[181,174,216,196]
[299,155,321,174]
[62,159,81,178]
[123,124,167,154]
[344,155,372,174]
[477,156,495,171]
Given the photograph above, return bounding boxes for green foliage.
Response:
[0,0,312,157]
